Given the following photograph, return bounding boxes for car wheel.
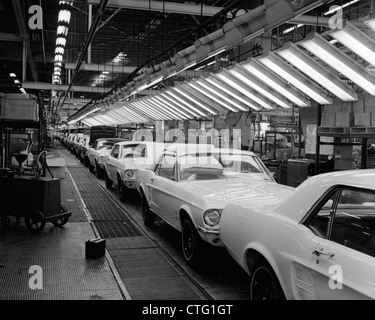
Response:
[89,162,95,173]
[96,162,104,179]
[181,217,204,266]
[84,157,90,168]
[250,261,285,300]
[141,193,155,227]
[105,172,113,189]
[117,178,128,202]
[25,210,46,233]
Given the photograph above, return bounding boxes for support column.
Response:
[315,104,322,175]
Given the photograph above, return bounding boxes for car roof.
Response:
[95,138,126,142]
[164,143,215,154]
[276,169,375,222]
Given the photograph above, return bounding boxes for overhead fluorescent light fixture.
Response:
[194,78,248,112]
[57,25,68,36]
[277,42,358,101]
[283,24,303,35]
[155,95,196,118]
[188,80,237,112]
[133,101,166,120]
[330,21,375,68]
[58,10,71,24]
[142,99,176,119]
[300,33,375,95]
[324,0,360,16]
[149,97,187,119]
[211,72,273,110]
[162,90,207,117]
[55,54,63,62]
[222,68,290,109]
[153,96,190,119]
[56,37,66,47]
[55,47,65,55]
[173,87,218,115]
[257,52,332,105]
[240,60,309,107]
[364,14,375,32]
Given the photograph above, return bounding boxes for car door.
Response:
[106,144,120,181]
[148,153,177,226]
[302,187,375,300]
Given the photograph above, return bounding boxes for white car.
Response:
[135,144,293,265]
[87,138,125,178]
[220,169,375,300]
[103,141,168,202]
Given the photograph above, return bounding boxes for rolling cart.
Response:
[0,151,71,232]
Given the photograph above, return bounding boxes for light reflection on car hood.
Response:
[180,179,295,209]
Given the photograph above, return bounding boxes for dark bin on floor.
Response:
[85,238,106,259]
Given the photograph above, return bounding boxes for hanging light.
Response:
[57,25,68,36]
[55,47,65,55]
[159,92,202,118]
[173,86,219,115]
[240,60,309,107]
[55,54,63,62]
[206,74,264,111]
[161,91,207,118]
[276,42,358,101]
[330,21,375,68]
[221,68,290,109]
[58,10,71,24]
[300,32,375,95]
[257,52,333,105]
[191,78,248,112]
[56,37,66,46]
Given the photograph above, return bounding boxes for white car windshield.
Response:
[179,152,273,181]
[121,143,146,158]
[97,141,115,150]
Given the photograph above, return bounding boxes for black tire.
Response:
[84,157,90,168]
[105,172,113,189]
[52,206,70,227]
[250,260,285,300]
[181,217,204,266]
[141,193,155,227]
[96,162,104,179]
[117,178,128,202]
[0,216,11,227]
[89,162,95,173]
[25,210,46,232]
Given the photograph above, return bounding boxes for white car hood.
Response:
[97,148,112,156]
[180,179,294,210]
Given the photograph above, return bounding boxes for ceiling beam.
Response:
[289,15,368,28]
[0,32,22,42]
[87,0,233,17]
[11,0,38,82]
[22,81,113,93]
[64,62,138,74]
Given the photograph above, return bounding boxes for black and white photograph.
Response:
[1,0,375,311]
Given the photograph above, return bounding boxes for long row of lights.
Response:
[9,73,27,94]
[53,1,73,85]
[70,0,365,126]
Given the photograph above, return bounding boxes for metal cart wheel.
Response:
[25,210,46,232]
[0,216,11,227]
[51,206,70,227]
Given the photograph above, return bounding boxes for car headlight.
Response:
[124,169,133,179]
[203,209,222,226]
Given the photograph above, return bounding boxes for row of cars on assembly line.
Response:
[58,133,375,300]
